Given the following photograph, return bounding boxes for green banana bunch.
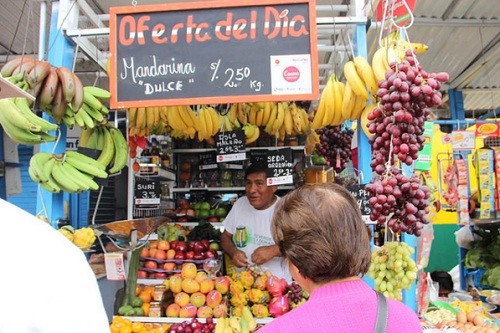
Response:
[78,124,128,174]
[72,86,111,129]
[28,151,108,194]
[0,97,57,145]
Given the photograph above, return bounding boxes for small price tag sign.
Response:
[199,151,217,170]
[134,178,161,205]
[346,184,372,223]
[266,148,293,185]
[216,129,246,162]
[104,252,126,281]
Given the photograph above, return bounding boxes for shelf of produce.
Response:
[173,146,305,153]
[119,316,273,325]
[137,166,176,181]
[171,185,295,193]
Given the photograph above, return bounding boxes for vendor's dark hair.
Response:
[245,162,268,178]
[430,270,454,292]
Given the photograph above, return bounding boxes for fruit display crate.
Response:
[118,316,273,325]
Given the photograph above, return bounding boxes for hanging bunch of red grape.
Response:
[315,125,354,173]
[366,49,449,236]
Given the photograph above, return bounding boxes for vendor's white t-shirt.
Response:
[223,196,291,282]
[0,199,110,333]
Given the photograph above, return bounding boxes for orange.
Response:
[120,326,132,333]
[138,290,151,304]
[131,322,145,333]
[141,302,150,317]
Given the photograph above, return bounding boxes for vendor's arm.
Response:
[220,230,248,267]
[251,245,281,265]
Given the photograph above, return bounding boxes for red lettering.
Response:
[250,10,257,40]
[118,16,136,46]
[264,7,280,39]
[195,22,211,42]
[289,16,309,37]
[185,15,196,43]
[136,16,151,45]
[232,18,247,40]
[151,23,167,44]
[215,12,233,41]
[171,22,184,44]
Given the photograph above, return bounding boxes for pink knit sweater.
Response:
[257,279,422,333]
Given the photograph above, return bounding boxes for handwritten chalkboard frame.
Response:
[109,0,319,109]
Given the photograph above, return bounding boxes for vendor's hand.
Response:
[232,250,249,267]
[251,245,279,265]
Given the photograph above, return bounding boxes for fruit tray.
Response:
[139,267,181,274]
[140,256,209,264]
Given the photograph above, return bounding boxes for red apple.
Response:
[207,216,219,222]
[144,260,158,269]
[138,270,147,278]
[178,198,190,210]
[175,241,187,252]
[178,216,189,222]
[185,251,195,260]
[188,241,196,251]
[170,240,178,249]
[155,272,168,279]
[193,241,206,254]
[193,253,204,261]
[204,249,218,259]
[200,239,210,250]
[174,251,186,260]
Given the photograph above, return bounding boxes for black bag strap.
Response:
[374,291,388,333]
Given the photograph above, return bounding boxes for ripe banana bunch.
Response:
[196,105,221,141]
[67,86,111,130]
[28,151,108,194]
[372,32,429,82]
[343,60,369,101]
[0,97,58,145]
[215,307,257,333]
[243,123,260,145]
[305,129,320,154]
[128,105,169,137]
[1,56,52,97]
[312,74,350,129]
[78,124,128,174]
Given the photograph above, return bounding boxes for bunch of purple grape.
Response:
[287,281,309,308]
[168,318,215,333]
[367,50,449,175]
[366,171,431,236]
[315,126,353,172]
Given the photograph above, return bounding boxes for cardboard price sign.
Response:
[109,0,319,109]
[134,178,161,205]
[216,129,246,162]
[266,148,293,185]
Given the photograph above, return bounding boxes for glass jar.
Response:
[153,285,166,302]
[148,302,162,317]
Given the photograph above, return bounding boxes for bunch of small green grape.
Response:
[368,241,418,301]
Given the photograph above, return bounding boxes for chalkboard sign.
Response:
[109,0,319,109]
[134,178,161,205]
[216,129,246,162]
[249,149,268,164]
[346,184,372,220]
[266,148,293,185]
[199,151,217,170]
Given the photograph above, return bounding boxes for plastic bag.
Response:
[454,226,475,249]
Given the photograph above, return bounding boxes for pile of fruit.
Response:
[139,240,219,279]
[110,316,170,333]
[58,226,97,250]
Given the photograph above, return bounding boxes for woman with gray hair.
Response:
[257,183,422,332]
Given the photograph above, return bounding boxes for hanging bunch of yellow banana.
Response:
[127,106,169,137]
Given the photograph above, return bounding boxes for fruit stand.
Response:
[4,0,500,332]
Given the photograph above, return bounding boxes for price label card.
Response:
[104,252,126,281]
[199,151,217,170]
[134,178,161,205]
[266,148,293,185]
[346,184,372,217]
[216,129,246,162]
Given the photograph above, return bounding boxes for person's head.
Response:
[245,162,277,210]
[430,270,453,297]
[271,183,371,286]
